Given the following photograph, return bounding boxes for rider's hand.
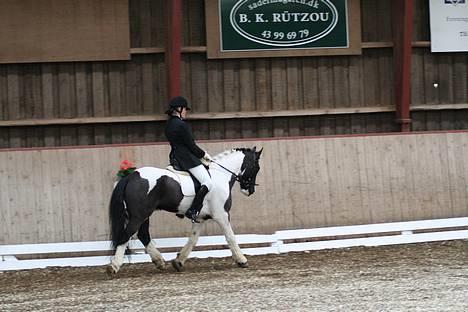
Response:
[203,152,213,162]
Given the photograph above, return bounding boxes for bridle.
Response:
[210,159,259,187]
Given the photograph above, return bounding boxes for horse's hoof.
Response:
[237,261,249,268]
[153,260,166,270]
[106,264,118,276]
[171,259,184,272]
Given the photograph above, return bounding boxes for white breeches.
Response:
[189,165,213,191]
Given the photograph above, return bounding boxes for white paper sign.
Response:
[429,0,468,52]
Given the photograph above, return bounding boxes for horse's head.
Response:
[238,146,263,196]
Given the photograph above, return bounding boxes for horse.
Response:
[107,146,262,274]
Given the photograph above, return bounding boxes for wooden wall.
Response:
[0,132,467,245]
[0,0,467,149]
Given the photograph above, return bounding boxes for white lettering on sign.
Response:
[230,0,340,47]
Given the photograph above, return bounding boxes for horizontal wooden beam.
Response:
[0,104,466,127]
[129,42,432,55]
[130,47,165,54]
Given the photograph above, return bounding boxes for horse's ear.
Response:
[252,146,256,152]
[256,147,263,157]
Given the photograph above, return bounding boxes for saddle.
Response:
[166,165,202,220]
[166,165,201,195]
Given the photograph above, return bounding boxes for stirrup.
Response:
[185,210,200,223]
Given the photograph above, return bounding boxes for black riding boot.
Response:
[185,185,209,223]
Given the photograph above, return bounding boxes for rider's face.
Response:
[180,107,187,119]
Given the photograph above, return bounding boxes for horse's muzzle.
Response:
[240,189,250,196]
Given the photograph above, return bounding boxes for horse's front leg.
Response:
[214,212,248,268]
[171,221,204,272]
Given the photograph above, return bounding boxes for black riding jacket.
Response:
[165,115,205,170]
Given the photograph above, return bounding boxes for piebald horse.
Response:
[108,147,262,274]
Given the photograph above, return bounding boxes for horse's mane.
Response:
[213,148,251,160]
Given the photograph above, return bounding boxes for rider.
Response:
[164,96,213,223]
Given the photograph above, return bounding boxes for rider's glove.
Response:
[203,152,213,162]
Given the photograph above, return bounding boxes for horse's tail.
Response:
[109,176,130,249]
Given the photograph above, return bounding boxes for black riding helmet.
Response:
[165,96,191,115]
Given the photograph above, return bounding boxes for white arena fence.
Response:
[1,217,468,271]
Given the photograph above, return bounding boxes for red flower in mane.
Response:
[120,159,134,171]
[117,160,136,178]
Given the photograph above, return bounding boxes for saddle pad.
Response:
[136,167,196,196]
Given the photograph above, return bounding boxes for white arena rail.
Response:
[1,217,468,271]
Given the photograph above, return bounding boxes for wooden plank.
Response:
[92,63,106,117]
[423,52,439,105]
[286,58,302,110]
[348,56,364,107]
[7,65,21,119]
[379,49,393,107]
[207,60,223,112]
[362,50,379,106]
[58,63,76,118]
[336,137,362,223]
[78,126,95,146]
[141,55,155,114]
[288,117,303,137]
[125,61,139,114]
[0,106,404,127]
[455,110,468,130]
[447,133,468,216]
[453,54,467,104]
[223,60,240,112]
[129,0,141,47]
[239,59,255,112]
[153,54,167,114]
[361,0,378,42]
[301,58,319,109]
[411,49,425,106]
[43,127,58,147]
[41,64,55,119]
[437,55,454,105]
[180,55,190,102]
[22,65,34,118]
[189,54,208,112]
[151,1,165,47]
[257,119,272,138]
[185,0,205,46]
[0,151,12,243]
[376,0,392,41]
[225,120,242,140]
[108,62,124,116]
[139,0,152,47]
[241,119,256,138]
[254,59,271,111]
[208,120,224,140]
[0,66,7,120]
[317,57,334,108]
[332,57,350,108]
[271,59,287,111]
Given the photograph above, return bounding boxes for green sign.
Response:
[219,0,349,51]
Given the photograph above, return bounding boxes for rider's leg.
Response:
[186,165,212,222]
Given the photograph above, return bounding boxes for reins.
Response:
[210,159,242,182]
[210,159,259,186]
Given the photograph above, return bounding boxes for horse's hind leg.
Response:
[214,212,248,267]
[108,219,141,274]
[171,221,204,272]
[138,219,165,270]
[108,241,129,275]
